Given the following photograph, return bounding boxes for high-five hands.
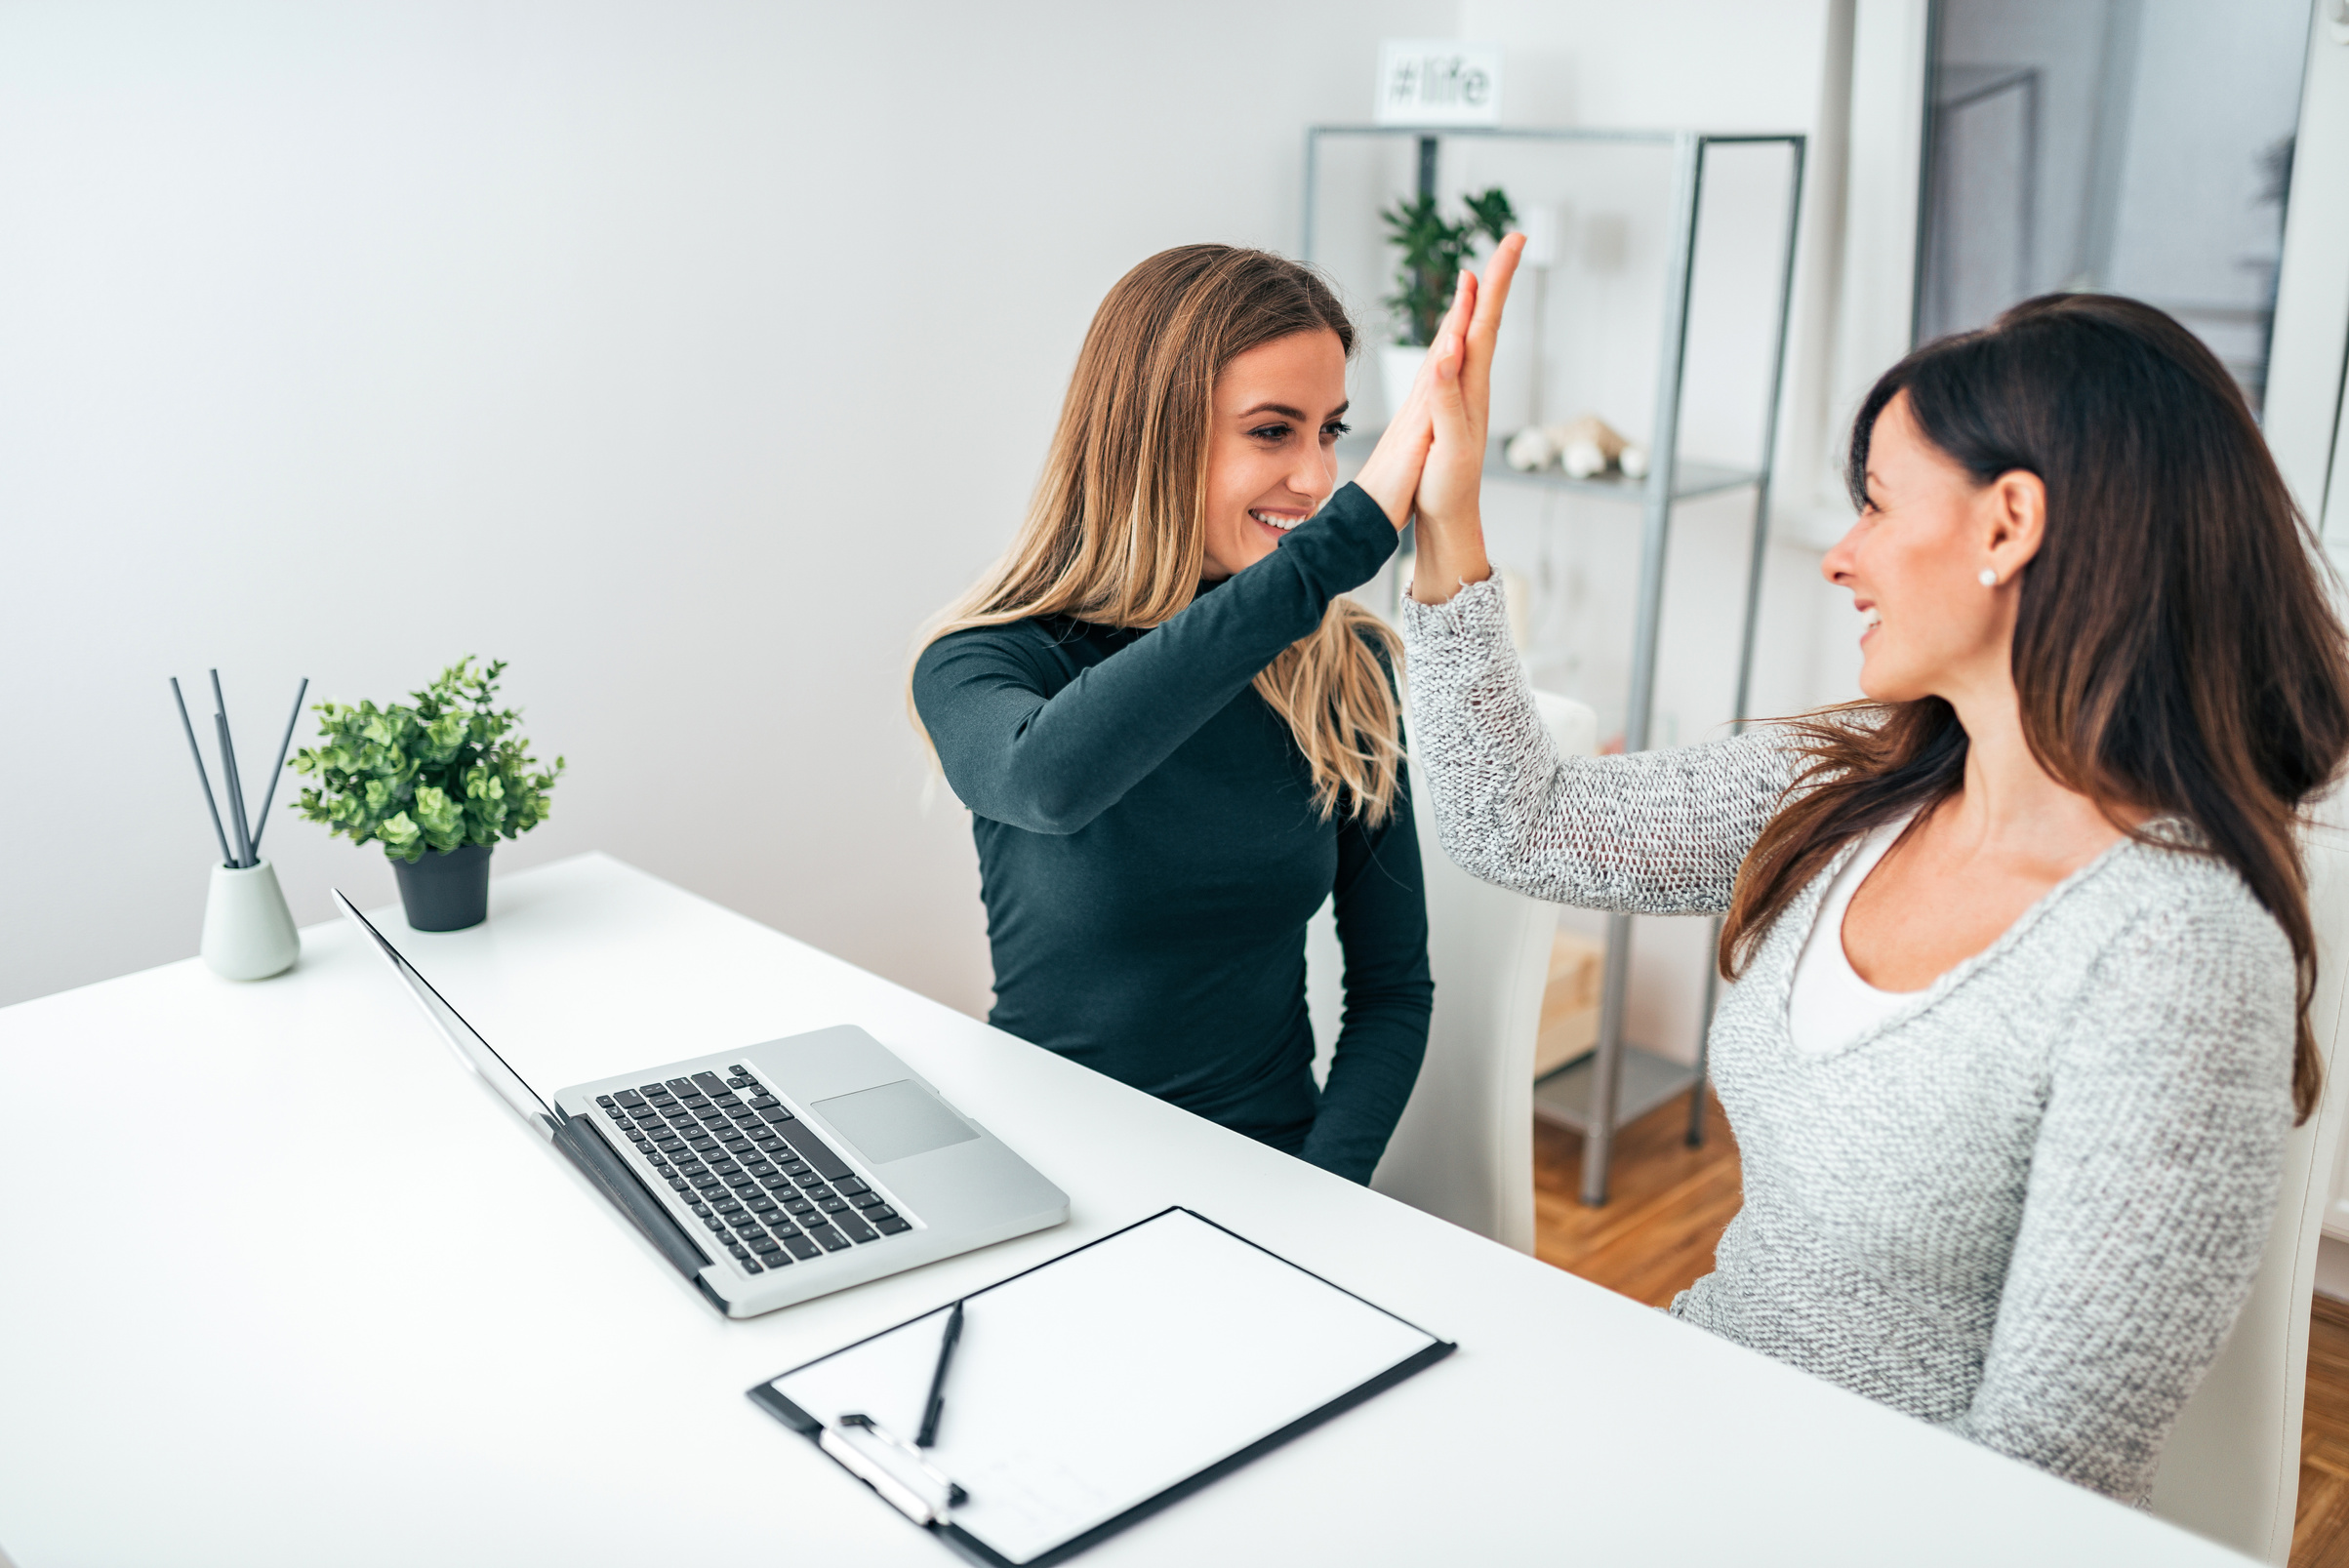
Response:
[1350,248,1487,532]
[1410,232,1522,603]
[1345,233,1525,607]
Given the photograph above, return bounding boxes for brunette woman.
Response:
[911,246,1479,1182]
[1403,275,2349,1500]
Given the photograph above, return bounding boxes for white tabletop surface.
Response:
[0,854,2247,1567]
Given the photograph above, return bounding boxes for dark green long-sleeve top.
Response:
[911,483,1433,1183]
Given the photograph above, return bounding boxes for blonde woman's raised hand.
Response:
[1410,232,1524,603]
[1351,261,1481,531]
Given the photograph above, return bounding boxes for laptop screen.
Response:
[333,890,560,1138]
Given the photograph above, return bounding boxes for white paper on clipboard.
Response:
[761,1209,1449,1565]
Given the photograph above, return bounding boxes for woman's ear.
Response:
[1984,468,2045,582]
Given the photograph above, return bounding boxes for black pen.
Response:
[916,1300,963,1449]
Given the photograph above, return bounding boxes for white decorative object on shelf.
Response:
[1503,425,1559,472]
[1556,414,1626,478]
[1518,204,1561,269]
[1501,414,1645,480]
[1379,343,1426,423]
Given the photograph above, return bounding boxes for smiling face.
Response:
[1197,328,1352,581]
[1822,389,2044,705]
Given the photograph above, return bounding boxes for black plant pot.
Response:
[392,842,494,932]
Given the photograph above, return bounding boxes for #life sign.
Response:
[1374,40,1503,127]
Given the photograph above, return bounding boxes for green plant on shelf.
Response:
[290,657,564,863]
[1381,185,1516,346]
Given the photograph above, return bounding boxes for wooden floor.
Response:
[1530,1097,2349,1566]
[1531,1087,1743,1307]
[2297,1297,2349,1565]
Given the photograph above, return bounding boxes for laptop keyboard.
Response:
[593,1065,912,1275]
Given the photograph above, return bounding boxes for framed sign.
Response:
[1374,40,1502,127]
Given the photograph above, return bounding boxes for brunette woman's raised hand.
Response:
[1410,232,1524,603]
[1350,263,1481,531]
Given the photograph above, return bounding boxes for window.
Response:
[1917,0,2310,419]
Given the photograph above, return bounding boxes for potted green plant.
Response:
[290,657,564,932]
[1378,186,1516,418]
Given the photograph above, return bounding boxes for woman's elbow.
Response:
[1432,812,1551,899]
[935,751,1104,835]
[985,782,1104,836]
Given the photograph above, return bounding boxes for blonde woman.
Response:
[911,244,1484,1181]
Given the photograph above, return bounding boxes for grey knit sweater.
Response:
[1400,578,2297,1503]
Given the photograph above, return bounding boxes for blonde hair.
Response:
[911,244,1405,824]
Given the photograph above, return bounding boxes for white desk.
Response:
[0,854,2245,1566]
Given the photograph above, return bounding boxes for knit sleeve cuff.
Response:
[1398,574,1515,683]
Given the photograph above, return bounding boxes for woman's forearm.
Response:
[1303,781,1434,1185]
[1400,579,1794,911]
[1406,236,1519,603]
[916,484,1397,834]
[1408,506,1492,604]
[1302,991,1432,1183]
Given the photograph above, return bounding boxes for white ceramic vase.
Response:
[201,859,300,981]
[1379,343,1427,424]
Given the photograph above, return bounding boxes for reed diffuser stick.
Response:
[248,677,307,859]
[209,670,255,868]
[170,677,234,866]
[215,711,253,867]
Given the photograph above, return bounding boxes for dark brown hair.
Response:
[1721,293,2349,1119]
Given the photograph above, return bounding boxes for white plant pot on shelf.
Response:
[1379,343,1427,424]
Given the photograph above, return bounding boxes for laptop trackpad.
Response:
[812,1079,980,1165]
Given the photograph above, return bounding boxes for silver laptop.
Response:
[334,891,1069,1318]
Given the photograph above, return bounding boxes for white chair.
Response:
[2148,814,2349,1560]
[1307,690,1599,1252]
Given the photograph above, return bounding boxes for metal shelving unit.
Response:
[1306,123,1805,1206]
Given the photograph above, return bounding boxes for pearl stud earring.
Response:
[1978,568,1998,587]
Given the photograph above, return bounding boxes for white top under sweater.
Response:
[1399,577,2296,1504]
[1787,814,1921,1055]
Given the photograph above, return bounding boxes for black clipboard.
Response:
[746,1206,1457,1567]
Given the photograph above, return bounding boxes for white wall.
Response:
[4,1,1874,1087]
[0,0,1454,1011]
